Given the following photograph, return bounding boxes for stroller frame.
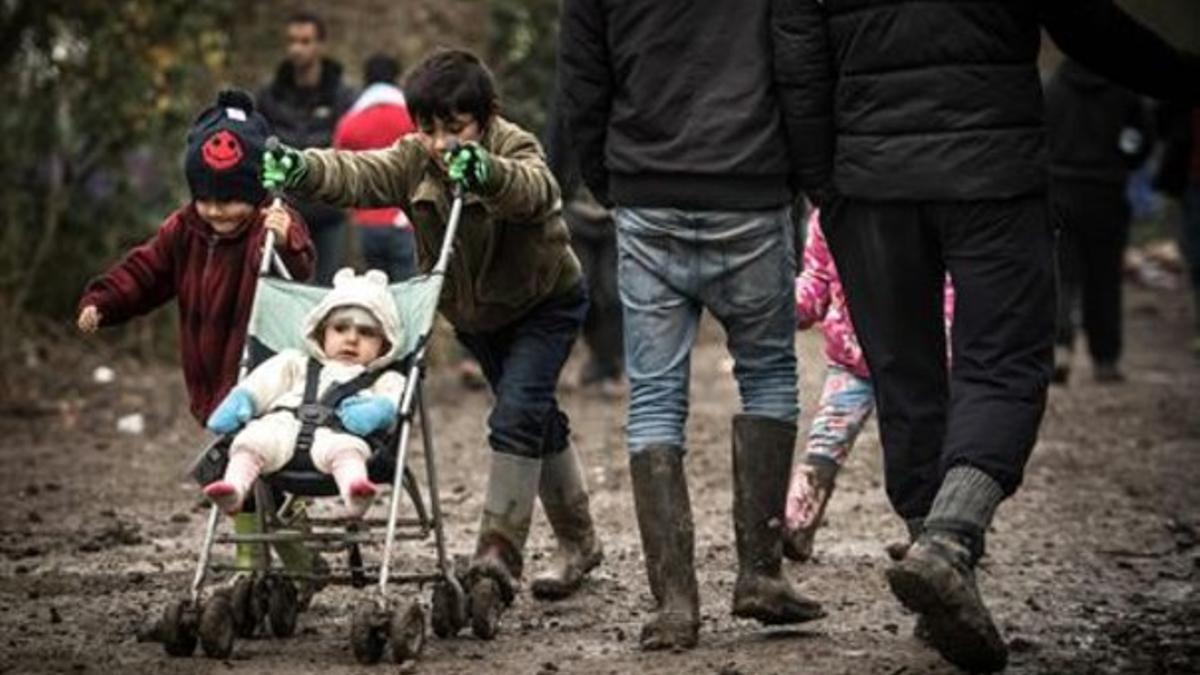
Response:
[152,189,471,664]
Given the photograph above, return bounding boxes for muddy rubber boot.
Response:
[532,445,604,600]
[885,466,1008,672]
[731,415,825,625]
[630,445,699,651]
[885,517,924,562]
[233,512,269,571]
[782,456,839,562]
[467,452,541,640]
[273,499,327,610]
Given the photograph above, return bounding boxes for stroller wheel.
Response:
[350,599,387,664]
[431,579,467,638]
[469,577,504,641]
[159,599,198,657]
[267,576,300,638]
[390,601,426,664]
[198,593,236,659]
[230,575,264,638]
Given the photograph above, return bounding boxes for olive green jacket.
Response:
[299,116,582,333]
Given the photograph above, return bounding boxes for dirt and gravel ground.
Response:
[2,284,1198,674]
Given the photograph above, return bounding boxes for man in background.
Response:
[257,11,356,285]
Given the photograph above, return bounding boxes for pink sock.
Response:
[203,450,264,515]
[329,450,377,518]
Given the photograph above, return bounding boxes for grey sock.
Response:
[924,465,1004,556]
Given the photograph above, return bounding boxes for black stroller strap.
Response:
[290,358,392,454]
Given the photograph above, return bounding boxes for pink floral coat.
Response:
[795,210,954,379]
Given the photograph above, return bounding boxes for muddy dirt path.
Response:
[2,285,1198,674]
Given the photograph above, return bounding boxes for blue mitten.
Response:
[207,389,256,435]
[336,395,396,436]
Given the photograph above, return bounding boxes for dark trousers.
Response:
[573,230,624,381]
[824,196,1055,520]
[359,226,418,283]
[456,283,589,458]
[310,218,346,286]
[1053,181,1131,365]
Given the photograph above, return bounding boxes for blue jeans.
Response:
[456,283,589,457]
[360,226,418,282]
[615,206,799,452]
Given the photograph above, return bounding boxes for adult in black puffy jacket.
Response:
[1046,59,1151,386]
[772,1,1199,671]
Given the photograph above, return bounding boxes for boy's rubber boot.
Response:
[885,466,1007,673]
[630,445,699,651]
[782,455,839,562]
[467,451,541,640]
[731,415,826,625]
[531,445,604,600]
[272,499,327,610]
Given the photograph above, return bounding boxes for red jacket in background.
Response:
[332,83,416,228]
[79,202,315,423]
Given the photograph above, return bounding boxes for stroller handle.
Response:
[431,184,465,276]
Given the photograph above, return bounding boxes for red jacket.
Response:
[332,83,416,228]
[79,202,315,423]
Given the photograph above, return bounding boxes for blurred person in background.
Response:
[258,11,356,285]
[1155,101,1200,356]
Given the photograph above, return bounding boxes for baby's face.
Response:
[322,319,384,365]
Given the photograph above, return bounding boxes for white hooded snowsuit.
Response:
[229,269,406,475]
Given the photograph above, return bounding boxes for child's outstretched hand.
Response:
[444,142,492,193]
[262,142,306,191]
[263,201,291,245]
[77,305,102,333]
[336,395,396,436]
[207,389,256,435]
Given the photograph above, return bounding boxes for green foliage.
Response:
[486,0,558,135]
[0,0,234,334]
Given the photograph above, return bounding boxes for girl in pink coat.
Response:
[784,210,953,561]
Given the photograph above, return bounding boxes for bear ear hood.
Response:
[303,268,403,370]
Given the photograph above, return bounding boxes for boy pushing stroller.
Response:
[263,48,603,639]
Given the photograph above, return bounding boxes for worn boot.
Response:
[630,445,699,650]
[531,445,604,600]
[782,455,839,562]
[886,466,1008,672]
[731,415,825,625]
[467,451,541,640]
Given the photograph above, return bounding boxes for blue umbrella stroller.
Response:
[148,190,471,665]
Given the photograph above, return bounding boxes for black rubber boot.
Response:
[731,415,825,625]
[532,445,604,600]
[630,445,699,651]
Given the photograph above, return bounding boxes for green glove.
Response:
[262,142,307,191]
[444,142,492,193]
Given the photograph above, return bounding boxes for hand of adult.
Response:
[262,142,307,191]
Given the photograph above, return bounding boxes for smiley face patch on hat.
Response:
[202,130,244,171]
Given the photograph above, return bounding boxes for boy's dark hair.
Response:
[404,49,499,129]
[287,11,326,40]
[364,54,400,85]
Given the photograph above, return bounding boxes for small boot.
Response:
[731,415,825,625]
[630,445,699,651]
[328,450,377,518]
[273,499,327,610]
[782,455,839,562]
[232,512,269,571]
[468,451,541,640]
[204,450,264,515]
[885,466,1008,673]
[531,445,604,600]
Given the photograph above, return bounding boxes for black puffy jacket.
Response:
[773,0,1200,203]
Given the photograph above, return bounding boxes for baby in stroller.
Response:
[203,268,405,518]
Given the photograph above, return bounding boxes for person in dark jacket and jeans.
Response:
[257,11,356,285]
[560,0,825,652]
[773,0,1199,671]
[1046,59,1151,385]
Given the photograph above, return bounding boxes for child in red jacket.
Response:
[77,90,315,423]
[77,90,318,585]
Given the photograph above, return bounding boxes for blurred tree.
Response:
[0,0,233,340]
[486,0,558,134]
